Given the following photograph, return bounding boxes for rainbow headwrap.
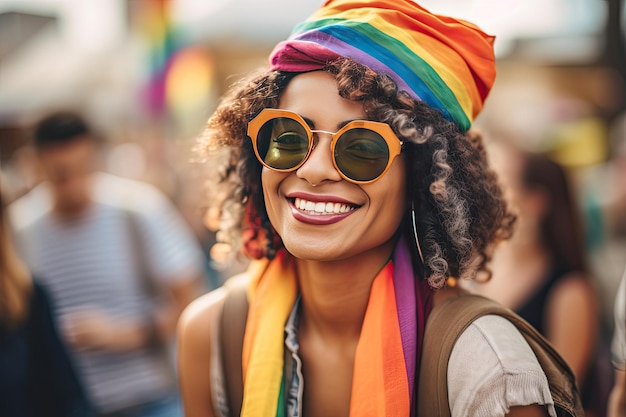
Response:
[269,0,496,131]
[241,238,433,416]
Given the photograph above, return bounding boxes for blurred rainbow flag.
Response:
[135,0,215,126]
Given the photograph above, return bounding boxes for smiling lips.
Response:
[289,196,359,225]
[294,197,356,215]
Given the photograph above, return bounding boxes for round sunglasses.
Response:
[247,109,403,184]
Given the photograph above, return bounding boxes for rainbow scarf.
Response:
[241,238,433,416]
[269,0,496,132]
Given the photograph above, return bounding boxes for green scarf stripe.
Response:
[276,377,286,417]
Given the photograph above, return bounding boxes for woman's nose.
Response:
[295,136,342,186]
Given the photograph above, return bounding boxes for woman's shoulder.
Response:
[452,314,545,371]
[178,272,251,349]
[448,314,556,417]
[545,270,597,333]
[177,272,250,417]
[546,270,596,307]
[178,288,226,332]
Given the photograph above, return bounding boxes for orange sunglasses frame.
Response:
[247,108,403,184]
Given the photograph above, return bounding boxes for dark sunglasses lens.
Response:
[335,128,390,182]
[256,117,310,170]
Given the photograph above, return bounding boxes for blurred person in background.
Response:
[608,269,626,417]
[464,143,605,416]
[584,111,626,330]
[1,186,94,417]
[8,111,207,417]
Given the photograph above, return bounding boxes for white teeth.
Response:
[293,198,356,215]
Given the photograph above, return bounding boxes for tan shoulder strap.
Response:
[219,275,250,417]
[417,292,584,417]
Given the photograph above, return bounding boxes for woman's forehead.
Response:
[278,71,366,127]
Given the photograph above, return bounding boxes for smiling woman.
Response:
[259,71,407,262]
[177,1,583,417]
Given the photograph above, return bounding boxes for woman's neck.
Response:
[295,238,396,342]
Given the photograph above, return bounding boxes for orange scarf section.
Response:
[350,262,410,415]
[241,250,410,417]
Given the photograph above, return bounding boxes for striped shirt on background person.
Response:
[8,172,206,414]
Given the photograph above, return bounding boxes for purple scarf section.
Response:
[392,237,433,409]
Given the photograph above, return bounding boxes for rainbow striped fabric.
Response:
[269,0,496,131]
[241,239,432,416]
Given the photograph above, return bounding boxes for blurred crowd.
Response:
[0,110,249,417]
[1,103,625,417]
[1,0,624,416]
[0,57,625,417]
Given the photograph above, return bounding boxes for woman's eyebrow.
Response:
[337,120,353,130]
[302,116,315,129]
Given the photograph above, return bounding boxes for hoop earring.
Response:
[411,200,425,265]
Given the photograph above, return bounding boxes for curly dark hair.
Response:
[196,58,515,288]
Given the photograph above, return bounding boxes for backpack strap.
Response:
[417,291,584,417]
[219,275,250,417]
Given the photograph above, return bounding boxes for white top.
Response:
[448,315,556,417]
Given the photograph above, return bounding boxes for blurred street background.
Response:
[0,0,625,374]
